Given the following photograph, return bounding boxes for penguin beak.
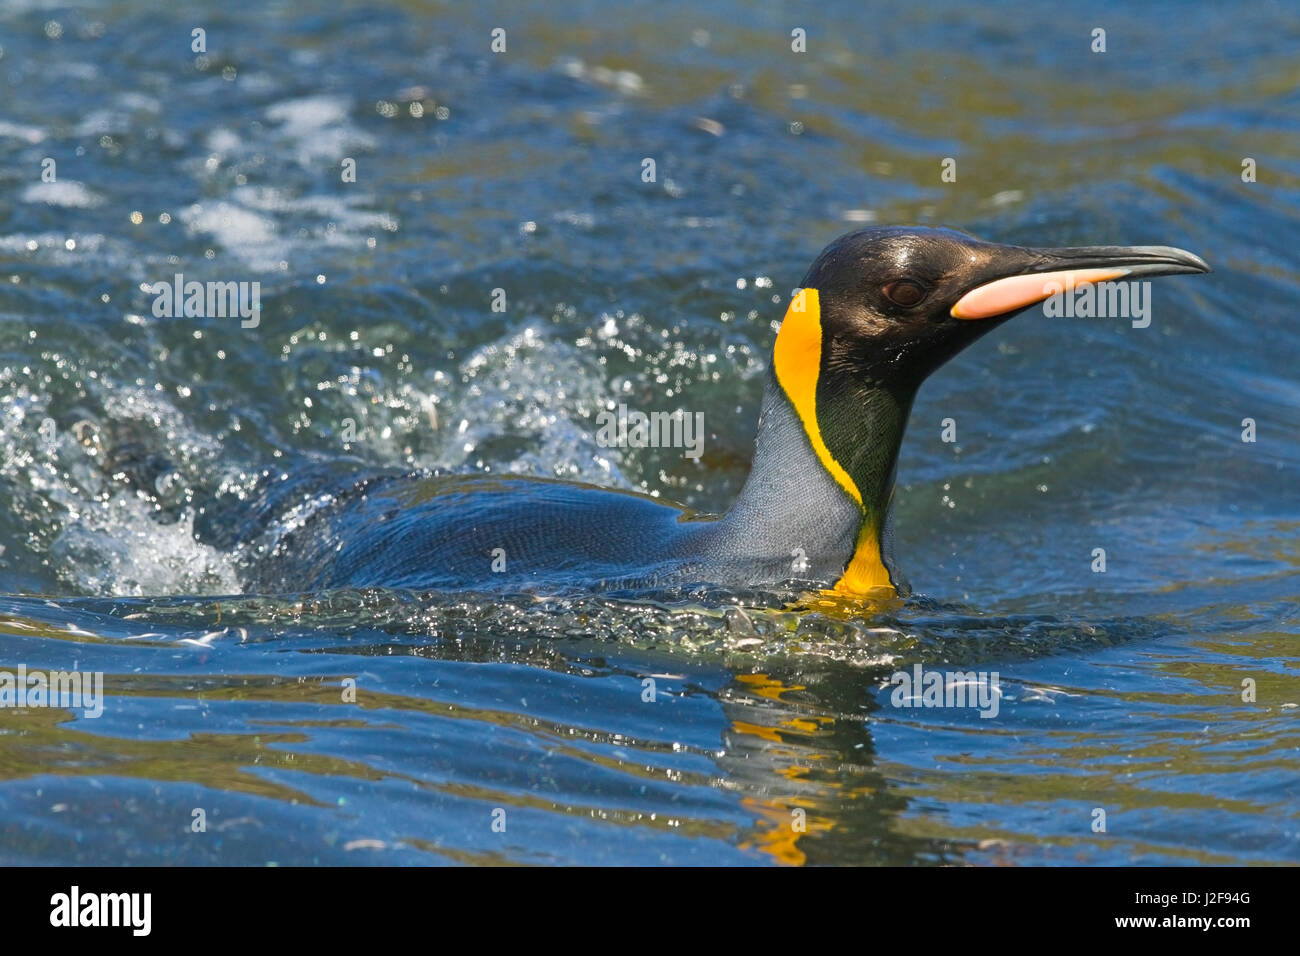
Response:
[950,244,1211,320]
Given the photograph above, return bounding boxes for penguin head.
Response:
[751,226,1209,597]
[801,225,1211,389]
[759,226,1208,597]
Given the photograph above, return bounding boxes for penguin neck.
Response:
[721,288,916,594]
[813,368,916,541]
[720,371,913,592]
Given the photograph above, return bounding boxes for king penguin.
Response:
[192,226,1209,597]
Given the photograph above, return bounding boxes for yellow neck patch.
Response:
[772,289,895,595]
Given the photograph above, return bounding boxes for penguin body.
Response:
[190,227,1208,597]
[196,379,864,594]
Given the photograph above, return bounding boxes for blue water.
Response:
[0,0,1297,864]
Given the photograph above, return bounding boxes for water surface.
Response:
[0,0,1297,864]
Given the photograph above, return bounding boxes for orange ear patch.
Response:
[772,289,861,508]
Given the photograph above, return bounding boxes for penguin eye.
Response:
[882,280,927,307]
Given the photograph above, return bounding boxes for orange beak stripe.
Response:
[950,268,1131,320]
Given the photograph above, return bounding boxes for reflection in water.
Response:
[722,671,949,866]
[0,622,935,864]
[8,589,1290,865]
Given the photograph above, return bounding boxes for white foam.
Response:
[21,181,103,209]
[264,94,375,165]
[0,120,45,143]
